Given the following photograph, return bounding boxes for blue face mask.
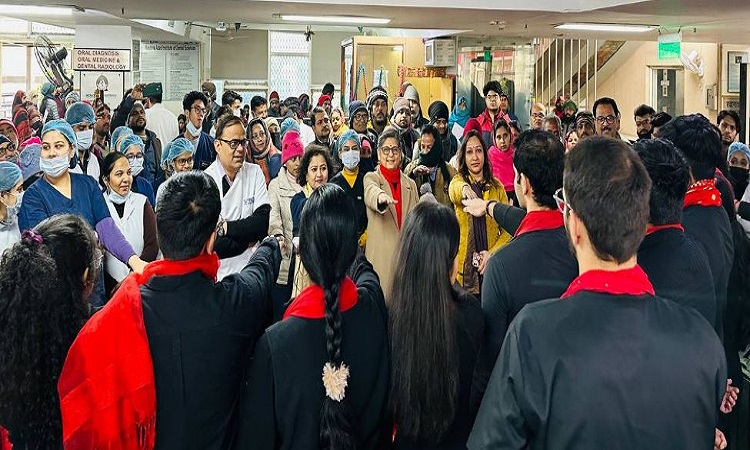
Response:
[341,150,360,170]
[186,119,201,137]
[39,153,69,177]
[75,129,93,150]
[108,189,131,205]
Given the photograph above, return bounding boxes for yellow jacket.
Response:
[449,174,512,293]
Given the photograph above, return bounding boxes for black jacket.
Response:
[473,226,577,408]
[469,291,727,450]
[234,254,390,449]
[330,170,368,239]
[638,228,717,329]
[140,239,281,450]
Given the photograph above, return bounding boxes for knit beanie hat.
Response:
[348,100,368,128]
[317,94,331,107]
[366,86,388,112]
[428,101,449,123]
[280,117,300,139]
[403,84,420,104]
[269,91,279,101]
[281,131,304,165]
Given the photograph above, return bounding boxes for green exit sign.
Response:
[658,33,681,60]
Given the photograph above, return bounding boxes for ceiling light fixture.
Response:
[0,4,74,16]
[280,15,391,25]
[555,23,654,33]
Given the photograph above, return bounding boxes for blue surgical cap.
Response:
[162,137,195,165]
[118,134,145,155]
[111,126,133,153]
[42,119,77,147]
[336,129,361,153]
[0,161,22,191]
[280,117,300,139]
[19,143,41,181]
[728,142,750,162]
[64,102,96,127]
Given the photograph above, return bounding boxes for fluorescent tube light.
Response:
[555,23,654,33]
[0,5,74,16]
[280,15,391,25]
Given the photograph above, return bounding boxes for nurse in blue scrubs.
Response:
[19,119,147,305]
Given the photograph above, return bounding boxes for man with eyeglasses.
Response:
[0,136,18,164]
[205,115,272,280]
[182,91,216,171]
[128,103,164,189]
[634,104,656,141]
[477,80,504,148]
[94,103,111,155]
[143,82,179,146]
[593,96,622,140]
[530,103,546,131]
[348,100,378,158]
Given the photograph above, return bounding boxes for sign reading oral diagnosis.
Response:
[73,48,132,71]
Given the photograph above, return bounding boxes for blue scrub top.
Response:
[19,172,111,231]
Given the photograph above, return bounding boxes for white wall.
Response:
[311,32,351,87]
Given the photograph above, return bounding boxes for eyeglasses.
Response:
[595,115,617,124]
[635,119,650,127]
[0,143,16,157]
[192,106,207,116]
[553,188,572,214]
[531,112,545,119]
[379,146,400,156]
[485,94,499,100]
[353,113,368,121]
[217,138,248,150]
[174,156,194,168]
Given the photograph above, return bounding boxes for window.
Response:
[269,31,310,99]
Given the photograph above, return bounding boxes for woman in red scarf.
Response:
[363,127,418,298]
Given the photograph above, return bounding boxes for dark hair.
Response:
[377,127,402,151]
[0,214,98,448]
[99,152,128,191]
[156,171,221,260]
[718,109,742,134]
[221,90,242,106]
[298,147,334,186]
[483,80,503,96]
[420,123,440,142]
[564,136,651,263]
[458,130,499,187]
[298,184,359,450]
[634,139,690,225]
[177,113,186,122]
[182,90,208,112]
[215,105,233,123]
[634,104,656,118]
[493,118,511,135]
[593,97,620,117]
[658,114,722,181]
[650,111,673,128]
[146,92,162,104]
[215,114,243,139]
[250,95,267,110]
[513,130,565,209]
[322,82,335,96]
[389,202,460,441]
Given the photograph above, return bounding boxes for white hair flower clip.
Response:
[322,362,350,402]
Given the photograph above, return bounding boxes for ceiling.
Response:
[3,0,750,44]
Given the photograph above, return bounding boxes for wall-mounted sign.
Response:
[657,33,681,61]
[73,48,131,71]
[138,41,200,102]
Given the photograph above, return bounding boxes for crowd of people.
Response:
[0,74,748,450]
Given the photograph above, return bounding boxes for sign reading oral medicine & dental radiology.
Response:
[72,48,132,71]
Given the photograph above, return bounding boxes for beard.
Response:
[130,122,146,133]
[637,130,652,140]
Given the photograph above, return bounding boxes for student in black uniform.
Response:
[330,129,368,247]
[634,139,717,327]
[472,130,578,409]
[389,202,483,449]
[235,183,390,449]
[469,136,727,450]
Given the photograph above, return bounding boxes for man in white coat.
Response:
[143,82,179,146]
[205,114,271,280]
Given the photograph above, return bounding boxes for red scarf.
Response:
[0,426,11,450]
[646,223,684,235]
[684,179,722,208]
[514,209,564,238]
[283,277,359,320]
[379,165,403,228]
[58,253,220,450]
[561,265,655,299]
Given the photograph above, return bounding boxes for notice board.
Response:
[138,41,200,101]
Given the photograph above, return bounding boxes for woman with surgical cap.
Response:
[0,161,24,251]
[116,133,156,207]
[156,137,195,201]
[18,119,148,306]
[99,151,159,296]
[66,102,103,182]
[111,125,133,153]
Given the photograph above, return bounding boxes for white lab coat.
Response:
[205,160,270,280]
[70,152,101,182]
[145,103,179,147]
[104,193,147,282]
[300,123,316,147]
[0,220,20,255]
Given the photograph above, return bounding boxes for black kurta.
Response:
[474,226,577,408]
[140,241,281,450]
[234,255,390,449]
[638,227,717,329]
[393,288,484,450]
[469,291,727,450]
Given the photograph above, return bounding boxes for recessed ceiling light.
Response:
[0,5,73,16]
[555,23,654,33]
[280,15,391,25]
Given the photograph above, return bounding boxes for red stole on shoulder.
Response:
[561,265,655,299]
[283,277,358,320]
[684,179,722,208]
[514,209,564,238]
[58,253,220,450]
[0,426,11,450]
[646,223,684,235]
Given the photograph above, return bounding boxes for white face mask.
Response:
[233,108,242,117]
[341,149,360,170]
[39,153,69,177]
[129,156,145,177]
[75,129,94,150]
[186,120,201,137]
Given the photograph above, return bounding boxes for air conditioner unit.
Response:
[425,39,456,67]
